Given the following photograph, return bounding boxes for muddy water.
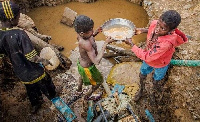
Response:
[27,0,148,57]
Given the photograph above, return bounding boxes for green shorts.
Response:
[77,61,103,86]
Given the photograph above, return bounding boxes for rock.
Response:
[127,0,143,5]
[193,3,200,12]
[183,4,192,10]
[60,7,78,27]
[74,0,97,3]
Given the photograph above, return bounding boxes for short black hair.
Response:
[74,15,94,33]
[0,1,20,22]
[160,10,181,30]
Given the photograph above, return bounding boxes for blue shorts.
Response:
[140,61,169,81]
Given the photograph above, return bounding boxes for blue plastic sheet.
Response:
[111,84,125,95]
[51,97,76,122]
[145,109,155,122]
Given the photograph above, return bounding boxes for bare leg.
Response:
[102,81,112,96]
[84,84,100,100]
[77,77,83,92]
[149,78,166,106]
[134,73,146,102]
[152,78,166,101]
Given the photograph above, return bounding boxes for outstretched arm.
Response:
[124,38,135,47]
[84,37,114,65]
[93,27,102,37]
[135,28,148,35]
[132,42,172,62]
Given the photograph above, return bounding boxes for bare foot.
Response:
[84,85,100,100]
[75,90,83,96]
[84,90,93,100]
[87,92,103,101]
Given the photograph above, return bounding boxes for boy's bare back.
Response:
[74,15,114,68]
[78,35,98,68]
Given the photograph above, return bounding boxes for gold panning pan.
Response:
[102,18,136,41]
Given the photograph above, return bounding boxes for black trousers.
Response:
[25,73,56,106]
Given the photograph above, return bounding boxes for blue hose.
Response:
[170,59,200,67]
[145,109,155,122]
[87,100,94,122]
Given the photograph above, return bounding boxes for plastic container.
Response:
[40,47,60,70]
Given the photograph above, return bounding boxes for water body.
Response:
[27,0,148,57]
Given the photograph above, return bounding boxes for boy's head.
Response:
[0,1,20,26]
[160,10,181,30]
[74,15,94,39]
[155,10,181,36]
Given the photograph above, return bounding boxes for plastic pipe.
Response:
[170,59,200,67]
[145,109,155,122]
[87,100,94,122]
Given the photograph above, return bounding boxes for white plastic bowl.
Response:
[40,47,60,70]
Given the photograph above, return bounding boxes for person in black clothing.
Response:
[0,1,57,113]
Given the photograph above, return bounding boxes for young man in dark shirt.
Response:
[0,1,57,113]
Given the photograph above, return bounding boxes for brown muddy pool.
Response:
[27,0,148,57]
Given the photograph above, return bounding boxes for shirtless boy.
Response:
[74,15,114,99]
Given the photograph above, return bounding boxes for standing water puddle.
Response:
[27,0,148,57]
